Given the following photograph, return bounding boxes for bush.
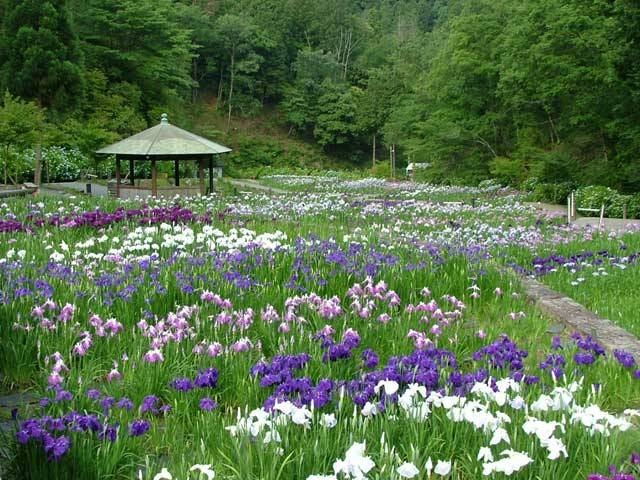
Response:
[530,182,575,204]
[370,162,391,179]
[574,185,617,212]
[520,177,539,193]
[489,156,524,186]
[44,147,87,181]
[608,194,632,218]
[16,146,91,182]
[1,147,34,184]
[628,194,640,219]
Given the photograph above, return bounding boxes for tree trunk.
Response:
[34,143,42,186]
[191,58,199,103]
[215,67,224,111]
[3,145,8,186]
[390,145,396,179]
[226,48,235,133]
[372,134,376,167]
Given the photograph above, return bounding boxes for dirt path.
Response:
[525,201,640,232]
[524,201,567,216]
[227,179,288,194]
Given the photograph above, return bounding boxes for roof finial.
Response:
[160,113,169,125]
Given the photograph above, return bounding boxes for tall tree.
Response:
[0,0,84,112]
[498,0,621,185]
[0,0,84,184]
[212,14,264,131]
[70,0,194,121]
[385,1,509,183]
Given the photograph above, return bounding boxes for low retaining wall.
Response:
[520,276,640,358]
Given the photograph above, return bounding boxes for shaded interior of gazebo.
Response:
[96,114,231,199]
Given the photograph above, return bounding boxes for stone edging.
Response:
[519,276,640,359]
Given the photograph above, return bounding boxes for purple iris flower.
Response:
[194,368,219,389]
[361,349,379,369]
[86,389,101,400]
[128,419,151,437]
[613,350,636,369]
[574,352,596,366]
[170,377,194,392]
[43,434,71,461]
[116,397,134,411]
[199,397,218,411]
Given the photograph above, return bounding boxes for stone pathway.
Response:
[520,276,640,358]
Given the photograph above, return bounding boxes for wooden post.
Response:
[390,144,396,179]
[151,158,157,197]
[34,143,42,186]
[115,156,121,198]
[208,156,214,194]
[129,159,134,185]
[372,134,376,167]
[198,158,205,195]
[599,204,605,230]
[174,159,180,187]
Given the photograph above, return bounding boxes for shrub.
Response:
[489,156,524,186]
[624,195,640,219]
[16,146,91,182]
[1,146,34,184]
[520,177,539,193]
[574,185,617,212]
[608,194,632,218]
[531,182,575,204]
[370,162,391,179]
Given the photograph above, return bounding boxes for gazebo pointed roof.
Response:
[96,113,231,157]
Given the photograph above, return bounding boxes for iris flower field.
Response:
[1,176,639,479]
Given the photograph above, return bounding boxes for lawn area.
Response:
[0,177,639,480]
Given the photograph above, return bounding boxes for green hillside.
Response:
[187,98,351,179]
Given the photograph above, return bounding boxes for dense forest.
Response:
[1,0,639,191]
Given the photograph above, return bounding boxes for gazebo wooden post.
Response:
[198,158,205,195]
[115,156,121,197]
[151,158,158,197]
[208,156,214,193]
[97,114,231,193]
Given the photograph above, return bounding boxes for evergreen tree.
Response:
[0,0,85,114]
[70,0,194,121]
[0,0,85,184]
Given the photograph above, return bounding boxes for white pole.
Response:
[567,195,571,225]
[599,204,605,230]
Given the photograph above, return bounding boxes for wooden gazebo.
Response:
[96,113,231,198]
